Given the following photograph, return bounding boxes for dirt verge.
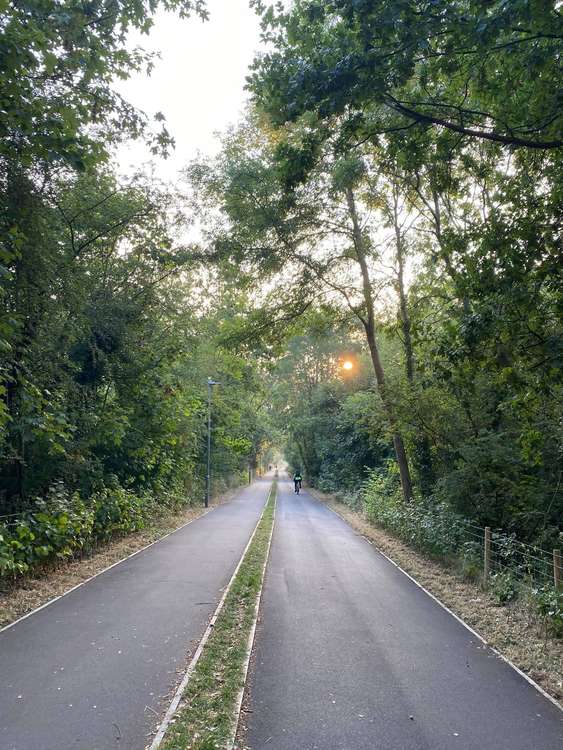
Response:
[0,487,240,629]
[309,488,563,707]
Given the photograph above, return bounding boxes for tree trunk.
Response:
[392,187,415,382]
[391,186,435,495]
[345,188,413,502]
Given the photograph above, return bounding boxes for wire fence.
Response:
[486,529,559,588]
[358,484,562,594]
[442,517,559,591]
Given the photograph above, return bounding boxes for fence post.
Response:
[554,549,561,589]
[484,527,491,586]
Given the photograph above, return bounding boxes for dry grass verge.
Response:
[309,488,563,707]
[0,488,240,629]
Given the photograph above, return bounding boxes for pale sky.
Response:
[116,0,263,181]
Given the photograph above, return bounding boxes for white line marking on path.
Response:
[310,490,563,715]
[147,482,274,750]
[0,486,249,635]
[229,485,277,749]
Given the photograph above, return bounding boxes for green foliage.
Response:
[330,156,366,194]
[0,160,272,555]
[0,479,149,576]
[1,24,273,577]
[459,541,482,582]
[532,585,563,638]
[0,0,208,170]
[265,311,390,490]
[91,482,147,542]
[249,1,562,150]
[489,570,518,605]
[0,0,271,586]
[362,462,473,559]
[238,1,562,542]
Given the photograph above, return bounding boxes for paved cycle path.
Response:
[244,480,562,750]
[0,479,271,750]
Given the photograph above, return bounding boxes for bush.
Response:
[489,570,518,604]
[0,482,95,576]
[360,461,563,627]
[0,478,175,579]
[362,461,472,559]
[459,540,482,581]
[532,585,563,637]
[0,469,242,580]
[91,482,146,541]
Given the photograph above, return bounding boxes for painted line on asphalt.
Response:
[148,482,274,750]
[230,483,277,749]
[0,485,252,635]
[309,489,563,714]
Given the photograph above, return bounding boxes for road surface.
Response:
[0,479,271,750]
[244,480,563,750]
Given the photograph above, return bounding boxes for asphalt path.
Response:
[244,480,563,750]
[0,479,271,750]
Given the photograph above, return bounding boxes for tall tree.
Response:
[187,120,416,500]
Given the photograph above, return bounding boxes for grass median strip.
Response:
[157,481,277,750]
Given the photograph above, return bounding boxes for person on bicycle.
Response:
[293,471,302,494]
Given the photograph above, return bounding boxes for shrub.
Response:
[489,570,518,604]
[459,540,482,581]
[0,482,95,576]
[0,478,165,579]
[532,585,563,637]
[91,481,146,541]
[362,461,472,559]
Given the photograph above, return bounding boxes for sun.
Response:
[342,360,354,371]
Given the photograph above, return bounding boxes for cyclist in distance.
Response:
[293,470,302,494]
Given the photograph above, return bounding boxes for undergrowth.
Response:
[0,477,201,579]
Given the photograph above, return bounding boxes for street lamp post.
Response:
[206,378,221,508]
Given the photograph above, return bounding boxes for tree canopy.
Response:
[1,0,561,575]
[249,0,563,149]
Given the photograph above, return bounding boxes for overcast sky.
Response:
[116,0,263,181]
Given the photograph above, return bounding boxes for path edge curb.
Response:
[0,506,218,635]
[229,481,277,749]
[147,480,275,750]
[0,483,256,635]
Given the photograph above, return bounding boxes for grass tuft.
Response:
[159,481,276,749]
